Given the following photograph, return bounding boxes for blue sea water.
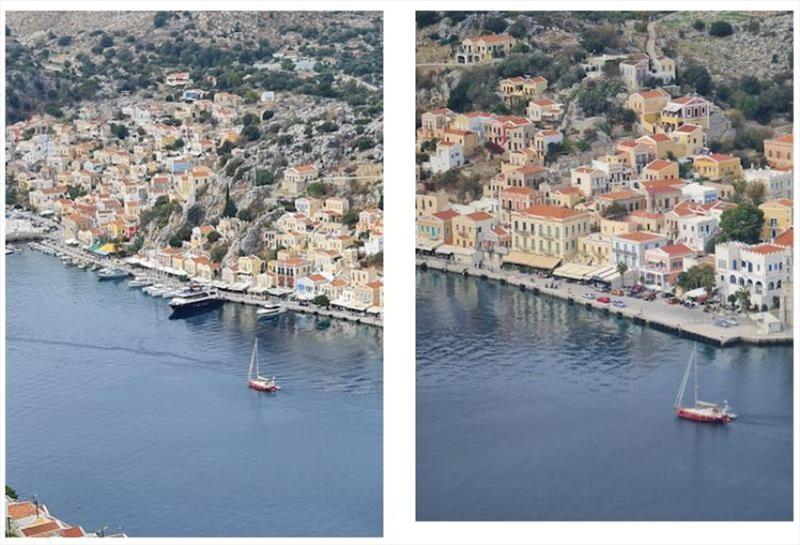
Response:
[416,270,793,521]
[5,251,382,537]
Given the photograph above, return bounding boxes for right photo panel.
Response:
[415,11,794,521]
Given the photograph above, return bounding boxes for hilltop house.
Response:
[456,34,515,64]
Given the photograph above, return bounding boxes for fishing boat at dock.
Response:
[247,338,280,392]
[674,345,736,424]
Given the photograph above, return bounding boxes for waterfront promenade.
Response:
[27,237,382,328]
[417,256,791,347]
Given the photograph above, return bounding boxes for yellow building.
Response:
[237,255,264,276]
[642,159,679,181]
[415,192,449,217]
[510,204,591,260]
[759,198,793,240]
[693,153,742,181]
[764,134,793,170]
[626,88,670,131]
[452,211,496,249]
[669,123,706,157]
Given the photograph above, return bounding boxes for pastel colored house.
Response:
[456,34,515,64]
[642,159,679,181]
[509,204,591,262]
[417,209,460,245]
[611,231,669,270]
[640,243,695,289]
[452,211,497,249]
[759,199,793,241]
[500,76,547,105]
[693,153,742,181]
[763,134,793,170]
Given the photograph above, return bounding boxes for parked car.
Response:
[667,297,679,304]
[661,291,674,299]
[596,296,611,304]
[582,292,595,299]
[610,288,624,296]
[644,292,656,301]
[612,300,626,308]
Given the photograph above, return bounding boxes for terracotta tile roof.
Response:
[501,186,537,195]
[658,243,694,256]
[515,165,545,175]
[21,520,61,537]
[532,98,557,107]
[432,209,460,220]
[598,190,641,201]
[523,204,585,220]
[747,244,786,255]
[645,159,676,171]
[675,123,700,133]
[617,231,664,242]
[701,153,736,163]
[636,89,670,99]
[466,211,494,221]
[59,526,86,537]
[366,279,383,289]
[7,502,38,520]
[771,134,793,144]
[773,228,793,247]
[470,34,514,44]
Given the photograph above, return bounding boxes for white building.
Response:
[611,231,669,271]
[571,166,610,197]
[428,141,464,174]
[681,182,718,204]
[742,167,794,200]
[675,214,718,252]
[715,242,790,310]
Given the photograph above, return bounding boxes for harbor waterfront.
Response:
[417,256,791,347]
[28,235,382,328]
[416,269,793,521]
[6,250,383,537]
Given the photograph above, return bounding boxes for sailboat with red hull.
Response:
[247,338,280,393]
[674,345,736,424]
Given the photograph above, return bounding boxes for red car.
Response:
[596,296,611,304]
[667,297,680,305]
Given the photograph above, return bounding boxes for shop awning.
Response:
[415,238,442,252]
[503,251,560,270]
[553,263,597,281]
[436,244,475,257]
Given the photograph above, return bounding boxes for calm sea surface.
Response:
[6,251,382,537]
[416,270,793,521]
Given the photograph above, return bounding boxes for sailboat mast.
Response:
[249,339,257,379]
[693,349,698,406]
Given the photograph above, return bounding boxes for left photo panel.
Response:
[5,10,383,537]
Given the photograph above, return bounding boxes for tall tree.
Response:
[222,184,238,218]
[719,203,764,243]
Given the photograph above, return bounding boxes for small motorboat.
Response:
[247,338,280,392]
[128,277,153,288]
[674,345,737,424]
[257,301,286,320]
[97,268,129,280]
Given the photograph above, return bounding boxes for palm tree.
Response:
[735,287,751,312]
[617,261,628,288]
